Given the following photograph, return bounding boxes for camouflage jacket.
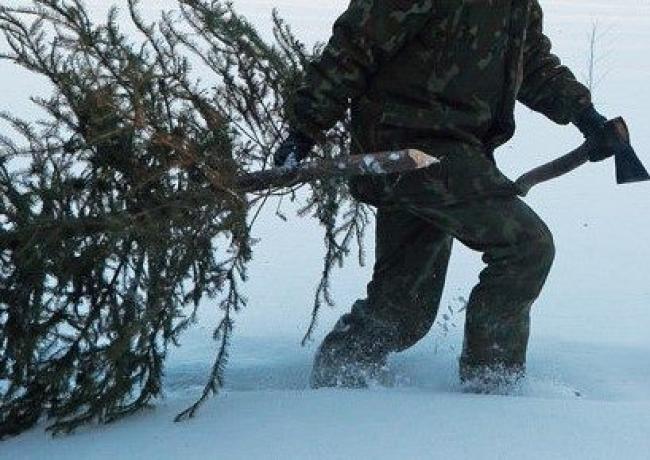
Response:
[290,0,592,156]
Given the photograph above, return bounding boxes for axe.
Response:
[234,117,648,195]
[515,117,650,196]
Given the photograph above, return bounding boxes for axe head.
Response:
[605,118,650,184]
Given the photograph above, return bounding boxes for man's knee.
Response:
[505,221,555,299]
[529,222,556,274]
[485,214,556,297]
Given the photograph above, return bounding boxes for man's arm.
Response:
[517,1,594,126]
[289,0,435,141]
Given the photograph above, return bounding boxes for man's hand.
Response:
[574,105,611,162]
[273,130,315,168]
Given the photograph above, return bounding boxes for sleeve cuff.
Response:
[573,104,607,138]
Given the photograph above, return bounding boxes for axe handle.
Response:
[514,141,591,196]
[515,117,632,196]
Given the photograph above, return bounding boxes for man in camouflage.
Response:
[274,0,612,390]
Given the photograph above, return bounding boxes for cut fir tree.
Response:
[0,0,374,437]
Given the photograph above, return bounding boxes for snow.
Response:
[6,334,650,459]
[2,0,650,459]
[362,154,386,174]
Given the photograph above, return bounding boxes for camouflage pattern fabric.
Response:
[291,0,591,155]
[294,0,590,387]
[311,144,555,388]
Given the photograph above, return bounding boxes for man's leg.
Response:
[311,206,453,388]
[401,195,555,388]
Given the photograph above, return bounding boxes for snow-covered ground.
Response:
[2,0,650,458]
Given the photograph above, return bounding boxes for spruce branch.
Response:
[0,0,370,438]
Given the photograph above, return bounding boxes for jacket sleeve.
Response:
[516,1,592,125]
[290,0,435,140]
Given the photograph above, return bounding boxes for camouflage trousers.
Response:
[312,143,556,387]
